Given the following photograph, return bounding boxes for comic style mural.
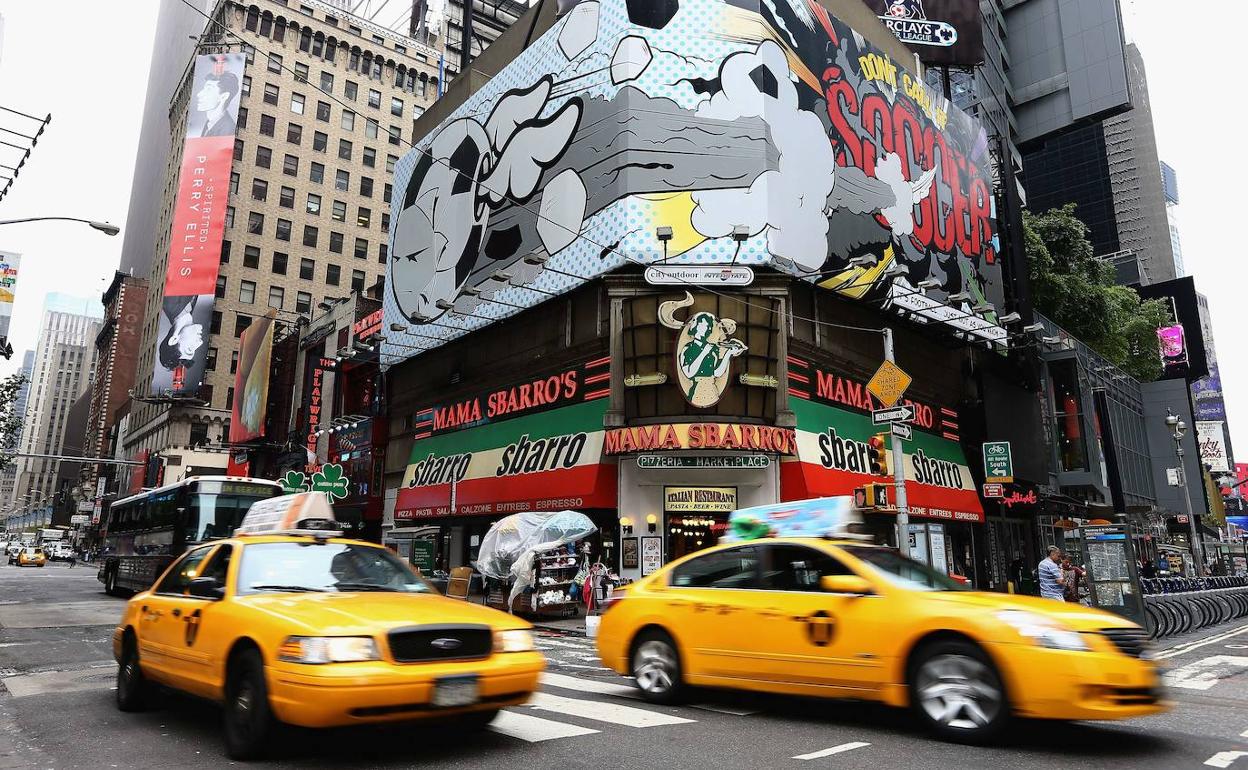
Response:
[384,0,1004,363]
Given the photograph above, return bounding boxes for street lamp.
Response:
[1166,410,1204,572]
[0,217,120,236]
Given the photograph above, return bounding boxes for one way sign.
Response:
[871,404,916,425]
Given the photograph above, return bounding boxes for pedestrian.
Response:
[1038,545,1065,601]
[1061,557,1085,603]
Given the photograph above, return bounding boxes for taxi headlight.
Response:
[494,629,535,653]
[278,636,380,664]
[996,610,1089,651]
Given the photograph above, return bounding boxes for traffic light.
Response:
[867,433,892,477]
[853,486,867,508]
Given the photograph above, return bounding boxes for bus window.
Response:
[188,485,282,543]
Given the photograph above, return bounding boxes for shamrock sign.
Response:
[280,471,309,494]
[310,463,350,501]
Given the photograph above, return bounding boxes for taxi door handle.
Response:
[171,608,181,618]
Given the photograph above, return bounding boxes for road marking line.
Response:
[1205,751,1248,768]
[1163,656,1248,691]
[527,692,695,728]
[793,742,871,760]
[534,638,595,649]
[489,711,599,742]
[541,672,639,698]
[1157,624,1248,660]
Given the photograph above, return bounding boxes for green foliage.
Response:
[1023,205,1165,382]
[0,372,28,474]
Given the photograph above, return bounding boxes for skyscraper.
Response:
[9,295,102,525]
[0,349,35,508]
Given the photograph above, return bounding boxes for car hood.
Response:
[235,591,527,636]
[923,590,1138,631]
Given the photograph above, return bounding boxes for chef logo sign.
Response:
[660,292,748,409]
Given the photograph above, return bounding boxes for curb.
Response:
[532,622,589,637]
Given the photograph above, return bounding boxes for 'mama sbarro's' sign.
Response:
[383,0,1004,363]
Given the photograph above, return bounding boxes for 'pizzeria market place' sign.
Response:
[637,455,770,469]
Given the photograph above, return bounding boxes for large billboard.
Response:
[1197,421,1231,473]
[863,0,984,67]
[150,53,244,396]
[229,311,275,443]
[0,251,18,342]
[384,0,1004,364]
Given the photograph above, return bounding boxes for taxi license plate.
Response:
[432,675,479,708]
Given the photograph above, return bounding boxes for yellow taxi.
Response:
[16,547,47,567]
[597,535,1166,742]
[112,493,544,760]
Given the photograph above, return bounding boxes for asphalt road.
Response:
[2,563,1247,769]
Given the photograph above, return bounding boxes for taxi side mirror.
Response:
[188,577,225,600]
[820,574,873,595]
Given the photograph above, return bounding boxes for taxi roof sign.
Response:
[236,492,341,537]
[720,497,868,542]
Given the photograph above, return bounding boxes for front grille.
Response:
[387,625,492,663]
[1101,627,1150,658]
[1106,686,1159,706]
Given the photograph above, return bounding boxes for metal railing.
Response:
[1140,577,1248,639]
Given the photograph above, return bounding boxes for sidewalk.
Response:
[532,615,590,636]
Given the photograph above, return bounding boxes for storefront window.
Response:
[1050,360,1088,472]
[667,514,729,561]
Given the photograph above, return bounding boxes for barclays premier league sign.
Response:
[383,0,1004,364]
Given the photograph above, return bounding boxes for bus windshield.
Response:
[188,481,283,542]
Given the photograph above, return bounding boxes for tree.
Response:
[0,372,27,474]
[1024,205,1169,381]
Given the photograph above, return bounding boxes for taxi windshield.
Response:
[237,542,432,595]
[842,546,967,592]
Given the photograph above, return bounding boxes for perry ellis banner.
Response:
[150,53,244,396]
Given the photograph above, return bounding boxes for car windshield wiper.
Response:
[334,582,401,592]
[247,584,327,593]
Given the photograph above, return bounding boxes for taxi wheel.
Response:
[631,630,685,704]
[910,641,1008,743]
[224,649,278,761]
[116,639,151,712]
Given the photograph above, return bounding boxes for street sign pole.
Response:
[883,327,908,550]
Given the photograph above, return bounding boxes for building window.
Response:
[259,114,275,136]
[326,264,341,286]
[351,269,366,292]
[354,237,368,259]
[310,162,324,183]
[244,246,260,268]
[345,80,358,100]
[268,285,285,310]
[272,251,288,274]
[276,218,292,241]
[300,258,315,280]
[279,186,294,208]
[239,280,256,305]
[225,387,234,410]
[368,89,381,109]
[221,240,231,263]
[225,206,235,228]
[206,347,218,371]
[380,212,390,232]
[234,139,244,160]
[386,154,398,173]
[251,178,268,201]
[363,146,376,167]
[359,176,373,197]
[294,62,309,83]
[329,231,344,253]
[211,311,223,334]
[338,138,353,160]
[306,192,321,215]
[230,172,240,194]
[320,71,334,92]
[341,110,355,131]
[357,207,371,228]
[287,122,302,144]
[313,131,327,152]
[388,125,401,145]
[215,275,227,299]
[230,351,238,374]
[242,75,251,95]
[1051,360,1089,472]
[267,52,282,74]
[296,291,312,313]
[237,107,248,129]
[335,169,349,191]
[290,92,305,115]
[391,96,403,117]
[190,422,210,446]
[235,314,252,338]
[302,225,318,247]
[316,101,331,121]
[263,83,279,105]
[365,119,378,140]
[331,200,346,222]
[378,242,388,264]
[283,153,298,176]
[247,211,264,234]
[255,146,272,169]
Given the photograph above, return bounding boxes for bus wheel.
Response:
[105,569,119,596]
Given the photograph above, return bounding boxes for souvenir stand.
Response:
[476,511,598,617]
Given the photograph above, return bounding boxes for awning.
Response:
[782,395,984,523]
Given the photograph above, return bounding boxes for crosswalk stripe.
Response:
[793,742,871,760]
[535,638,595,650]
[489,711,600,742]
[526,691,695,728]
[541,672,639,698]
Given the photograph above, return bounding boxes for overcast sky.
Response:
[0,1,1242,457]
